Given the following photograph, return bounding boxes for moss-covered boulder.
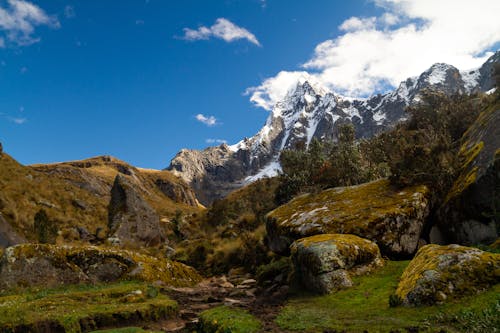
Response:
[291,234,383,294]
[394,244,500,306]
[0,243,201,290]
[437,104,500,245]
[266,179,429,258]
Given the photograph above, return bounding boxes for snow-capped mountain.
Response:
[168,51,499,205]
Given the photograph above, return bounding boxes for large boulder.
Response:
[266,179,430,258]
[437,105,500,245]
[0,243,202,290]
[108,174,165,247]
[394,244,500,306]
[291,234,383,294]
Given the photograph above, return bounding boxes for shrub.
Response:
[33,209,58,244]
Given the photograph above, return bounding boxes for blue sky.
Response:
[0,0,499,168]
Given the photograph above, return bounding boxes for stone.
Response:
[0,243,202,290]
[0,214,26,248]
[290,234,384,294]
[267,179,430,258]
[438,105,500,245]
[155,178,199,206]
[108,174,165,247]
[394,244,500,306]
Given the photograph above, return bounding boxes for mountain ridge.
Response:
[169,51,500,205]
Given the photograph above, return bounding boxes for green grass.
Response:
[276,260,500,332]
[0,281,178,333]
[90,327,162,333]
[199,306,262,333]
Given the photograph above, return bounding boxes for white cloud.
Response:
[182,18,261,46]
[247,0,500,108]
[206,138,227,144]
[245,71,310,110]
[64,5,75,19]
[195,114,218,126]
[0,0,59,47]
[10,117,26,124]
[339,17,377,32]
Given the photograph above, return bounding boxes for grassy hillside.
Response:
[0,153,203,245]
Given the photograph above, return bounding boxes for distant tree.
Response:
[33,209,58,244]
[386,91,481,194]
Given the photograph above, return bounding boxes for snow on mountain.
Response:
[168,51,500,204]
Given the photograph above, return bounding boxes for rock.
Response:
[394,244,500,306]
[0,243,202,290]
[108,174,165,247]
[437,105,500,245]
[267,179,430,258]
[155,178,199,206]
[0,214,26,248]
[290,234,384,294]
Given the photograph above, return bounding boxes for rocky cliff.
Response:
[168,52,500,205]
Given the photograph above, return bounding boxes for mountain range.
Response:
[168,51,500,205]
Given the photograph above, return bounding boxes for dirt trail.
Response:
[146,275,289,332]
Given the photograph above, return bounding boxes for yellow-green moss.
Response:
[269,179,428,229]
[296,234,377,250]
[0,281,177,333]
[395,244,500,305]
[2,243,201,289]
[267,179,429,256]
[445,140,484,202]
[199,306,262,333]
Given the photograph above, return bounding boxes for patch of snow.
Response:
[304,94,316,104]
[426,63,449,85]
[373,111,386,125]
[244,160,281,183]
[460,69,480,92]
[305,116,319,146]
[344,105,362,122]
[486,87,497,95]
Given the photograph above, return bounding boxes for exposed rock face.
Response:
[0,243,202,289]
[291,234,383,294]
[0,214,25,248]
[108,174,165,247]
[155,177,201,207]
[394,244,500,306]
[437,101,500,245]
[168,52,500,205]
[266,179,430,258]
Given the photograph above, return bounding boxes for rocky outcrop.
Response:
[266,179,430,258]
[108,174,166,247]
[394,244,500,306]
[0,214,25,248]
[168,52,500,205]
[0,243,202,290]
[436,101,500,245]
[291,234,383,294]
[155,176,202,207]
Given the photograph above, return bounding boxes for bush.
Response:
[33,209,57,244]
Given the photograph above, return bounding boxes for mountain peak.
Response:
[169,54,499,205]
